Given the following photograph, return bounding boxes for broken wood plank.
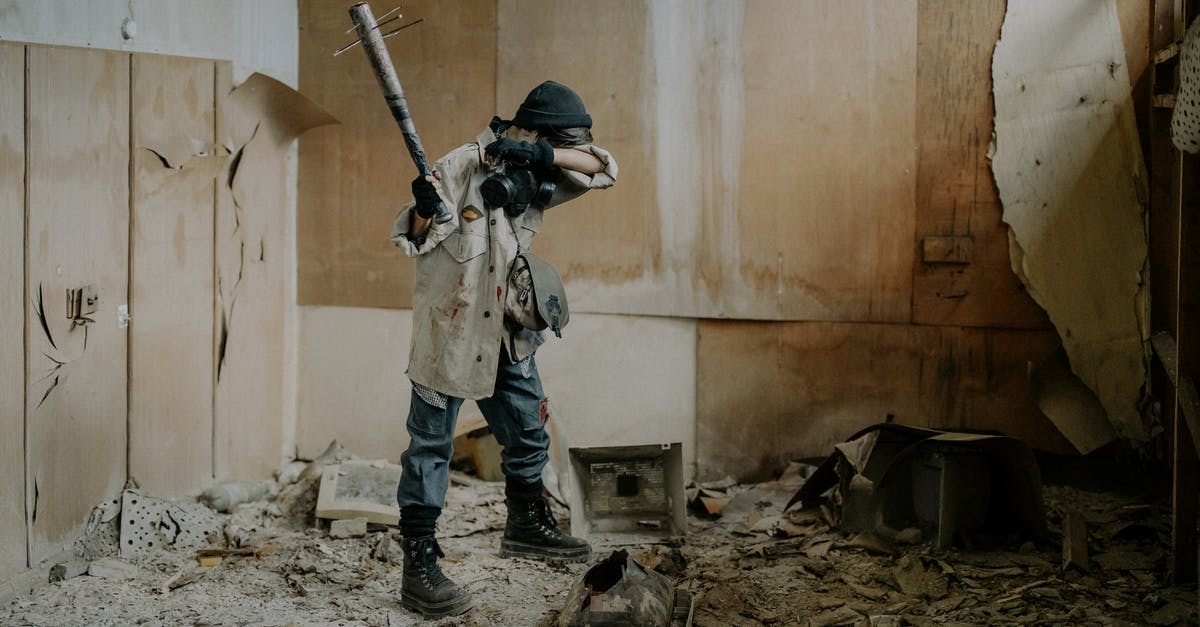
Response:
[1151,332,1200,459]
[1062,508,1089,572]
[162,568,205,593]
[1155,41,1180,64]
[195,548,259,558]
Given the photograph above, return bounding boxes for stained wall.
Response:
[296,0,1150,483]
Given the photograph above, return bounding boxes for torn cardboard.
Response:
[789,424,1046,549]
[992,0,1151,445]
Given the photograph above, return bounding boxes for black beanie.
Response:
[511,81,592,130]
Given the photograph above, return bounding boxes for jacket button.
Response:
[483,311,491,318]
[489,265,495,272]
[490,219,496,225]
[476,355,483,362]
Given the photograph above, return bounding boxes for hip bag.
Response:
[505,251,569,338]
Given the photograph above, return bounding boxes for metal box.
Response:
[567,443,686,545]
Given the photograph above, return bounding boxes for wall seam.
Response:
[212,62,219,482]
[125,52,134,486]
[22,43,31,570]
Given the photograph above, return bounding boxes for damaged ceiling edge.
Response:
[991,0,1152,449]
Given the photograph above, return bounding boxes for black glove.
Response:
[411,175,441,219]
[485,137,555,169]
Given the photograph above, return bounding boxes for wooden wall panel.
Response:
[498,0,653,310]
[297,0,496,309]
[912,0,1049,328]
[301,1,921,322]
[504,0,919,321]
[738,0,917,322]
[26,46,129,561]
[0,42,26,579]
[697,320,1074,482]
[129,55,217,495]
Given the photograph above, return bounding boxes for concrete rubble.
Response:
[0,445,1194,626]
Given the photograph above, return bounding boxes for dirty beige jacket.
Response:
[391,128,617,400]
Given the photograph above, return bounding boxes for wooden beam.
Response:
[1152,332,1200,459]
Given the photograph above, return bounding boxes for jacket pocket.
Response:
[442,231,487,263]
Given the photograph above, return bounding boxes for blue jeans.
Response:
[396,349,551,509]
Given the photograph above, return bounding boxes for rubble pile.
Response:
[674,463,1196,626]
[0,447,1196,626]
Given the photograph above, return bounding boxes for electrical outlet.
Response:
[66,285,98,320]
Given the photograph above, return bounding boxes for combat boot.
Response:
[501,496,591,563]
[400,536,473,619]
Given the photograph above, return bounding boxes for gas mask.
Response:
[480,162,555,217]
[481,116,557,217]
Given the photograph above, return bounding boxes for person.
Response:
[388,80,618,619]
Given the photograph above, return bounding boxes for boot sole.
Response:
[500,538,591,563]
[401,591,474,619]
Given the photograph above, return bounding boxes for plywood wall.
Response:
[496,0,652,310]
[128,55,218,495]
[499,0,920,321]
[292,1,1086,476]
[296,0,496,309]
[298,0,923,322]
[912,0,1048,329]
[25,46,129,562]
[696,321,1073,481]
[0,42,27,580]
[1,46,304,580]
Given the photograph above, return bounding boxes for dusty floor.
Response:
[2,454,1197,627]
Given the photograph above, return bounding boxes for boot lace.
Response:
[410,539,450,589]
[535,499,563,538]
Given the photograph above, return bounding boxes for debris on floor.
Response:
[2,441,1196,626]
[557,549,677,627]
[316,459,404,526]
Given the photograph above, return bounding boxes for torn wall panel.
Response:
[129,54,219,495]
[0,42,26,580]
[25,46,129,562]
[215,68,336,480]
[991,0,1151,444]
